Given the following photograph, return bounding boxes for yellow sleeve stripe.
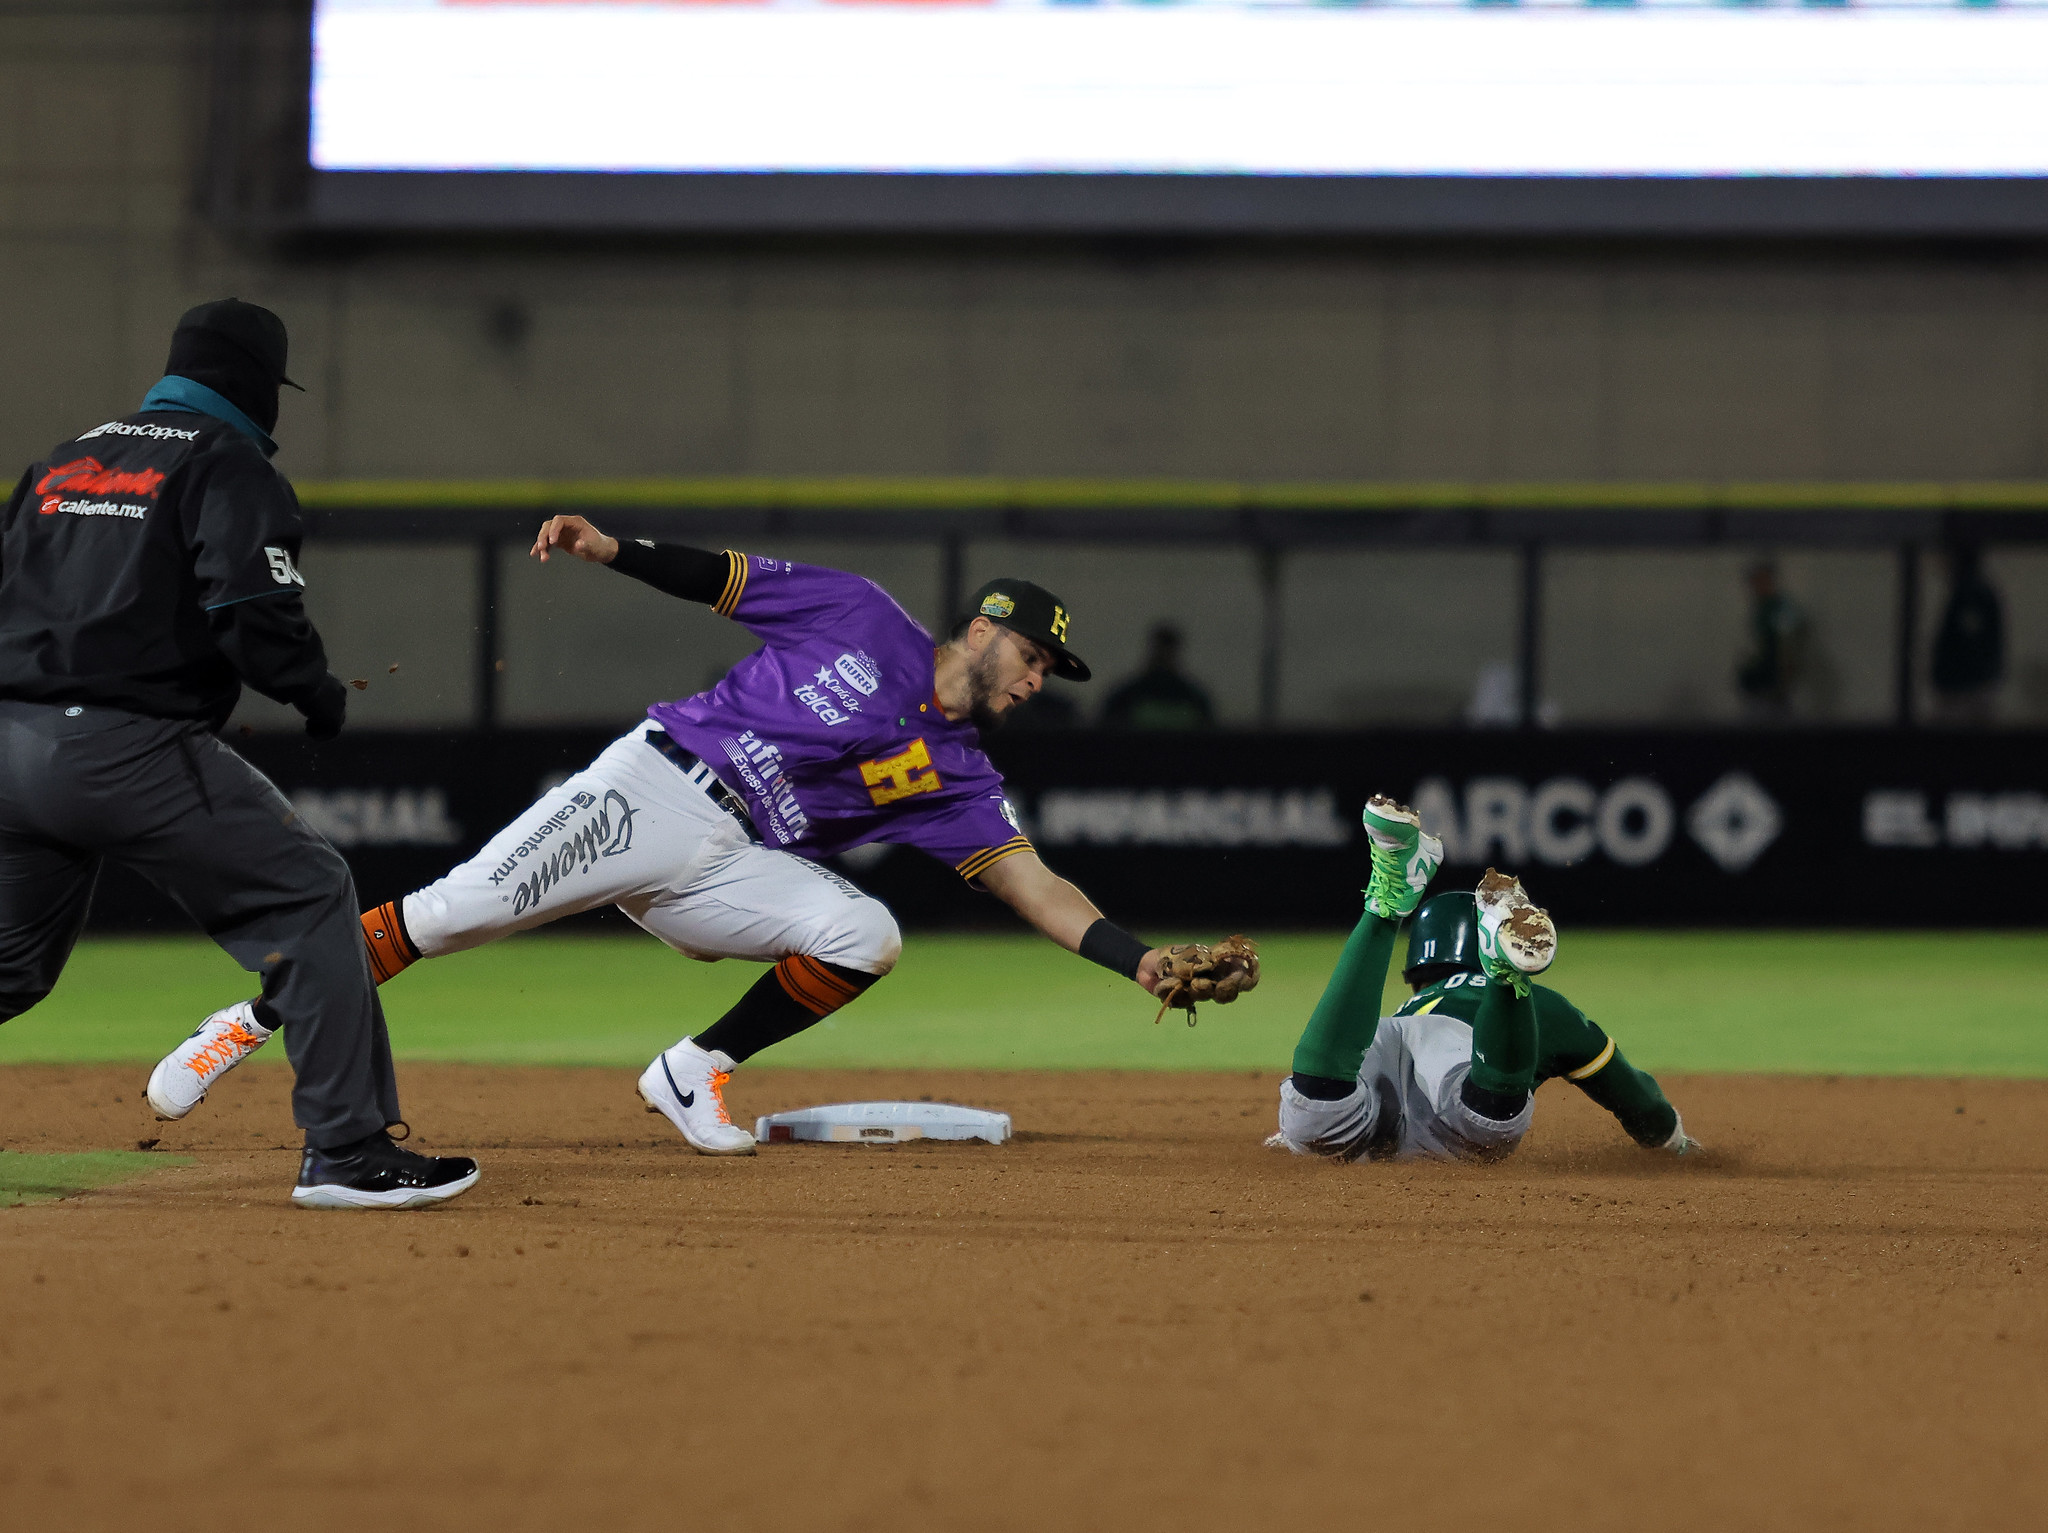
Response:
[955,837,1034,883]
[1566,1037,1617,1081]
[713,550,748,616]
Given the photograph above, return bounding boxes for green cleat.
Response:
[1474,867,1557,997]
[1360,794,1444,920]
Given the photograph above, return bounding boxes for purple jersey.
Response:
[648,552,1032,883]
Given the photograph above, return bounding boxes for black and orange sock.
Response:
[360,900,419,985]
[694,955,881,1064]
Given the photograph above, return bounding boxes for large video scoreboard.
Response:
[306,0,2048,233]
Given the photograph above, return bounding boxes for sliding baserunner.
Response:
[154,516,1236,1154]
[1271,796,1699,1163]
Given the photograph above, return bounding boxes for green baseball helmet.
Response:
[1404,892,1481,979]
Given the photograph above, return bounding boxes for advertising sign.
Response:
[85,729,2048,929]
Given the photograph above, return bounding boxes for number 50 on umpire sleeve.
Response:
[264,546,306,587]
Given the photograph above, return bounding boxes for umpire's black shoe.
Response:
[291,1130,480,1210]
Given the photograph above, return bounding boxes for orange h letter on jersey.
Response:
[860,739,942,807]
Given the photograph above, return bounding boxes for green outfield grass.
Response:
[0,930,2042,1077]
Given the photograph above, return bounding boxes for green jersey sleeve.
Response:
[1533,990,1678,1148]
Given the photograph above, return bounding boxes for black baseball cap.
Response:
[170,298,304,391]
[964,578,1091,682]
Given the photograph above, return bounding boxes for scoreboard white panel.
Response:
[313,0,2048,179]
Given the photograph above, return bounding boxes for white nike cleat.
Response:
[147,1001,274,1120]
[1474,868,1557,994]
[637,1037,757,1156]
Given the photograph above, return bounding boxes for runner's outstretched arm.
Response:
[1576,1046,1684,1147]
[1568,1035,1684,1146]
[1538,1003,1693,1150]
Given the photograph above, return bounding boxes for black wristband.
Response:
[1079,918,1151,981]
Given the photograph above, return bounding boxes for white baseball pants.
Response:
[401,725,902,975]
[1276,1012,1533,1163]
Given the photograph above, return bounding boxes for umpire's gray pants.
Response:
[0,700,398,1147]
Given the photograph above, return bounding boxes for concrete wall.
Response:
[7,7,2047,731]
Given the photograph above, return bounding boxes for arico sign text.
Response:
[77,728,2048,930]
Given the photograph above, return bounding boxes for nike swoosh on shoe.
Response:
[659,1053,696,1113]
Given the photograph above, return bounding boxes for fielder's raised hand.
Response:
[531,514,618,565]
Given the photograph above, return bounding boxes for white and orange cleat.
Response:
[637,1037,757,1156]
[146,1001,274,1120]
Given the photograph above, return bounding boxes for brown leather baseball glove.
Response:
[1151,934,1261,1025]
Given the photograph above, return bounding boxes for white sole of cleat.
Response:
[144,1058,199,1122]
[1476,868,1557,975]
[1498,906,1556,973]
[290,1169,480,1211]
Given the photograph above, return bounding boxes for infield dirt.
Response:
[2,1065,2042,1532]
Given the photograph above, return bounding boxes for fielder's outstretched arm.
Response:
[977,850,1166,995]
[531,514,731,604]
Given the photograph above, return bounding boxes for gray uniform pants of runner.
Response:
[0,701,398,1148]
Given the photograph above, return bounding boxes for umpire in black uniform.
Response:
[0,300,477,1209]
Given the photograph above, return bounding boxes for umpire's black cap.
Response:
[964,578,1091,682]
[170,299,304,391]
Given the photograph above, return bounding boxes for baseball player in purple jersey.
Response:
[152,515,1185,1154]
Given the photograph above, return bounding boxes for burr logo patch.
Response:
[835,651,881,696]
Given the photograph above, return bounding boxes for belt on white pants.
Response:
[645,728,760,842]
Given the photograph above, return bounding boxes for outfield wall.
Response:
[84,728,2046,931]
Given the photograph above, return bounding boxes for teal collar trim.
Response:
[139,375,277,459]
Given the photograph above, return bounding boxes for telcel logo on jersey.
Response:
[792,683,848,727]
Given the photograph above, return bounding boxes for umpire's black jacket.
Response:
[0,406,330,725]
[0,390,399,1148]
